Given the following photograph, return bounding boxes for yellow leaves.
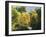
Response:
[17,12,30,26]
[31,10,38,17]
[22,13,30,24]
[12,10,38,27]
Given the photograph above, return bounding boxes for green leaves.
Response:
[16,6,26,13]
[11,6,41,31]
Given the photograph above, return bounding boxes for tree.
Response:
[16,6,26,13]
[31,8,41,30]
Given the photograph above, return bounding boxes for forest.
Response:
[11,6,41,31]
